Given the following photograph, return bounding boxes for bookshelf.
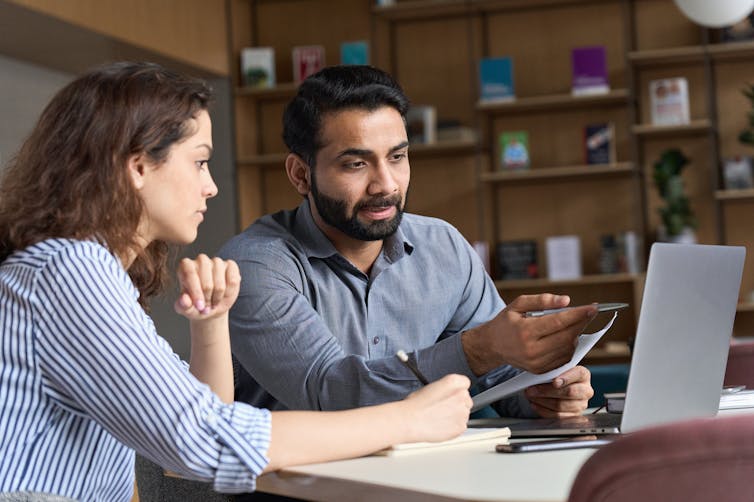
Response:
[229,0,754,354]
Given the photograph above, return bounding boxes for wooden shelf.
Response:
[409,139,479,158]
[628,41,754,67]
[373,0,613,20]
[471,0,618,12]
[708,40,754,61]
[237,153,287,168]
[631,119,712,138]
[235,82,298,100]
[628,45,705,67]
[372,0,468,20]
[716,188,754,201]
[476,89,629,114]
[737,302,754,312]
[236,140,479,166]
[495,273,638,290]
[480,162,634,184]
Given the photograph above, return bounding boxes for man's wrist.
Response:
[461,326,493,376]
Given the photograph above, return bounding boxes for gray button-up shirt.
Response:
[220,200,534,416]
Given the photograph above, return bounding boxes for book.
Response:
[472,241,491,274]
[545,235,582,280]
[340,40,369,65]
[240,47,276,88]
[405,105,437,144]
[499,131,529,170]
[496,240,538,280]
[600,231,641,274]
[373,428,511,456]
[479,56,515,103]
[292,45,325,83]
[723,156,754,189]
[649,77,690,126]
[571,46,609,96]
[584,123,615,165]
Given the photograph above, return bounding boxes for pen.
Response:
[396,350,430,385]
[524,302,628,318]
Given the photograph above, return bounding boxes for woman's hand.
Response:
[174,255,241,321]
[402,374,472,444]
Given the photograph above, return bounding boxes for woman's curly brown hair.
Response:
[0,61,212,307]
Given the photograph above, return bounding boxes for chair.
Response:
[724,340,754,388]
[568,413,754,502]
[134,454,231,502]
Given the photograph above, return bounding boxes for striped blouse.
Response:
[0,239,271,501]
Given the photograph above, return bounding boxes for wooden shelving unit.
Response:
[228,0,754,353]
[480,162,634,184]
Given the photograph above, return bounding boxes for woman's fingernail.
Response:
[196,299,206,311]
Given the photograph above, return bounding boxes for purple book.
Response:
[571,46,609,96]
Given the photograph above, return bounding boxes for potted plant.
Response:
[653,148,697,243]
[738,83,754,147]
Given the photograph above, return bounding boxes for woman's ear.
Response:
[285,153,311,196]
[126,153,147,190]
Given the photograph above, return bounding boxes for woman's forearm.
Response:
[189,315,234,403]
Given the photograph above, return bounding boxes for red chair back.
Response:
[568,414,754,502]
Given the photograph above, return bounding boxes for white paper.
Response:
[471,312,617,412]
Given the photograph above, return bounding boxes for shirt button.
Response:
[373,336,380,345]
[206,414,217,426]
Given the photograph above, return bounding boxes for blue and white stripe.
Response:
[0,239,270,501]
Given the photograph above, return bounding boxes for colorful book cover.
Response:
[340,40,369,65]
[499,131,529,170]
[649,77,690,126]
[240,47,276,88]
[496,240,538,280]
[584,122,615,165]
[571,46,609,96]
[479,57,515,102]
[292,45,325,83]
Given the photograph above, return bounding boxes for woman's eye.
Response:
[196,160,209,170]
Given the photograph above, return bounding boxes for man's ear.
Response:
[285,153,311,196]
[126,153,148,190]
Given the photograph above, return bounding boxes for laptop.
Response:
[470,243,746,437]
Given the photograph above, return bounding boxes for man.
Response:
[220,65,596,418]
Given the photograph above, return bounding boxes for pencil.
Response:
[396,350,430,385]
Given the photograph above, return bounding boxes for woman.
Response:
[0,62,472,501]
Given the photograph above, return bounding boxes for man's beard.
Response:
[310,171,405,241]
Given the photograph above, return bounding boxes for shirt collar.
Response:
[292,199,414,262]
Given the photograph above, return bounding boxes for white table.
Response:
[256,407,754,501]
[256,440,596,502]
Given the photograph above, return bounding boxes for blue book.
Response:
[479,56,515,102]
[340,41,369,65]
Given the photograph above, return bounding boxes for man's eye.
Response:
[344,160,366,169]
[391,152,407,162]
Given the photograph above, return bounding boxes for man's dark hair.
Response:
[282,65,409,167]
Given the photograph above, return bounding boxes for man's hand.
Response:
[462,294,597,375]
[524,366,594,418]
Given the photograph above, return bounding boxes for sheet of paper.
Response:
[471,312,617,412]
